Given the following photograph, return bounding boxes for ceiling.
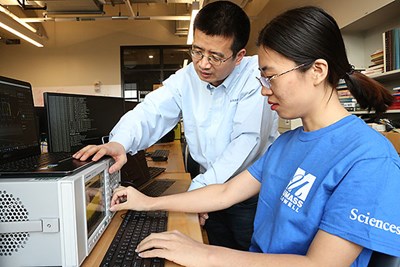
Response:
[0,0,261,46]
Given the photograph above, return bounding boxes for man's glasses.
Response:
[256,63,307,89]
[190,49,233,66]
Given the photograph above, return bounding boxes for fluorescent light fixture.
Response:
[0,5,37,33]
[186,1,200,45]
[0,22,43,47]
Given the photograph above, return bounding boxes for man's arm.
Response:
[110,86,181,154]
[73,87,181,171]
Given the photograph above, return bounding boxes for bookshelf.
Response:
[341,1,400,70]
[340,0,400,117]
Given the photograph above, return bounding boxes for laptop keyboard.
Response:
[150,150,169,162]
[0,152,72,171]
[141,180,175,197]
[148,166,166,179]
[100,210,167,267]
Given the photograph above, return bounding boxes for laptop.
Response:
[120,150,163,187]
[109,143,187,196]
[0,76,95,177]
[123,150,190,196]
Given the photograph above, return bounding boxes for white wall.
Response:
[247,0,393,55]
[0,0,393,106]
[0,19,186,105]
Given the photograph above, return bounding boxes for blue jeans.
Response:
[203,195,258,251]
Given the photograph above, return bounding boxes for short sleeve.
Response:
[248,152,268,183]
[320,157,400,257]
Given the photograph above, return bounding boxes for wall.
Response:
[247,0,393,55]
[0,0,394,106]
[0,19,186,106]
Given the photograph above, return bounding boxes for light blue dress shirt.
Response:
[110,55,279,190]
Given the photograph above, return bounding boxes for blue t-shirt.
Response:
[248,115,400,266]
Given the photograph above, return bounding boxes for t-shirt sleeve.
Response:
[248,151,268,183]
[319,157,400,257]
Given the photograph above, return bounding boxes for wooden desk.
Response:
[81,173,202,267]
[147,140,186,173]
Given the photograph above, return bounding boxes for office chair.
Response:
[368,251,400,267]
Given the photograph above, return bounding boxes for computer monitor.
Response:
[0,76,40,161]
[124,100,139,112]
[34,106,48,142]
[44,93,125,153]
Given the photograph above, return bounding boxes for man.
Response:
[74,1,278,250]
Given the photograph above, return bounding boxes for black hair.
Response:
[193,0,250,56]
[257,6,393,114]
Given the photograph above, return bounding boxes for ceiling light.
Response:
[0,22,43,47]
[186,1,200,45]
[0,5,37,33]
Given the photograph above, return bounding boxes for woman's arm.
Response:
[110,170,260,214]
[136,229,363,267]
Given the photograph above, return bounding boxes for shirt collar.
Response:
[205,64,240,92]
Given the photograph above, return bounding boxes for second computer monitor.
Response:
[44,92,125,153]
[124,100,139,113]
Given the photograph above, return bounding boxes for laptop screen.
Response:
[120,150,150,188]
[0,76,41,163]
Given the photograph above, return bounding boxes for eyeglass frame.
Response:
[256,63,307,89]
[189,48,234,66]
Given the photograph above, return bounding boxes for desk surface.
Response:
[81,143,202,267]
[147,140,186,173]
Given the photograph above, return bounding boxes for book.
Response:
[384,30,393,71]
[383,28,400,71]
[367,63,384,70]
[395,28,400,70]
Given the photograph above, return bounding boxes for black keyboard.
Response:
[148,166,166,179]
[100,210,167,267]
[150,150,169,162]
[141,180,175,197]
[0,152,72,171]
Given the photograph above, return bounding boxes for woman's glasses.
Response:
[256,63,307,89]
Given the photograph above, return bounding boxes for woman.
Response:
[110,6,400,267]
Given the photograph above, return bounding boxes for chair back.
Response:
[368,251,400,267]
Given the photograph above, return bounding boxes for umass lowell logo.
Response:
[280,168,316,212]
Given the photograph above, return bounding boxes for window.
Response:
[121,45,191,102]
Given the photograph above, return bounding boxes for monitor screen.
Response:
[44,93,125,153]
[120,150,150,188]
[85,169,106,238]
[34,106,48,142]
[0,76,41,162]
[124,100,138,112]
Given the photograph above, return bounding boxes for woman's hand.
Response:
[110,186,153,212]
[136,230,211,267]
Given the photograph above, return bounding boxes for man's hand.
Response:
[72,141,127,173]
